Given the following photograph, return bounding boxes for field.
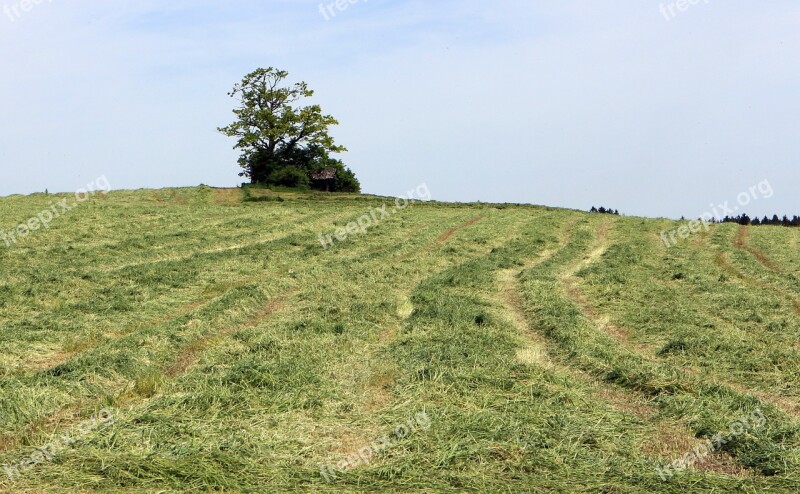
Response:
[0,186,799,493]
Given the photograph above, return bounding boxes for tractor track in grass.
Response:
[715,250,800,317]
[17,210,361,372]
[0,216,396,452]
[732,225,800,315]
[394,214,486,262]
[497,218,656,420]
[634,229,800,420]
[102,226,318,274]
[321,214,533,469]
[2,210,305,278]
[547,220,672,405]
[164,293,291,378]
[653,229,800,418]
[499,250,561,371]
[506,220,771,475]
[695,243,800,417]
[735,226,783,273]
[492,221,736,470]
[0,290,294,455]
[597,225,800,419]
[26,285,233,372]
[697,238,800,416]
[83,208,348,276]
[2,211,479,457]
[561,220,635,346]
[314,214,527,464]
[6,216,429,454]
[436,215,485,243]
[559,219,649,350]
[23,276,270,374]
[9,247,373,451]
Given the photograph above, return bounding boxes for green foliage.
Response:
[218,67,358,192]
[331,166,360,193]
[269,166,310,189]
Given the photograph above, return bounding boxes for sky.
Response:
[0,0,798,219]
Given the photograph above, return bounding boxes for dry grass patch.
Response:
[643,422,754,477]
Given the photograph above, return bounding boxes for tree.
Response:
[218,67,349,185]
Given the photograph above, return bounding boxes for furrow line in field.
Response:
[557,219,646,350]
[1,209,480,455]
[323,213,534,447]
[15,210,366,371]
[392,214,485,262]
[164,293,292,379]
[581,225,800,419]
[546,220,769,474]
[0,289,294,455]
[494,220,732,470]
[498,217,654,417]
[734,226,783,273]
[435,215,485,243]
[25,283,242,373]
[731,226,800,315]
[96,212,336,274]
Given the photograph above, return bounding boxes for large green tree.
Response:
[218,67,349,185]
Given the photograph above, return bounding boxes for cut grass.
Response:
[0,187,798,492]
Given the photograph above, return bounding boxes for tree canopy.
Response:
[218,67,359,192]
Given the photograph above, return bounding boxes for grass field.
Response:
[0,185,799,493]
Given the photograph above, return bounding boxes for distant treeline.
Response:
[590,207,620,215]
[716,214,800,227]
[590,208,800,227]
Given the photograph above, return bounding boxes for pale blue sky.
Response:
[1,1,798,218]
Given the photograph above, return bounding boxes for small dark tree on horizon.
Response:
[589,206,620,216]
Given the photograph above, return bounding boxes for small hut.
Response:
[310,168,337,192]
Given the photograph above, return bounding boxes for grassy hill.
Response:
[0,186,799,493]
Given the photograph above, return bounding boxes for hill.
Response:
[0,186,799,493]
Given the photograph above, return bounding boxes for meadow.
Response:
[0,186,798,493]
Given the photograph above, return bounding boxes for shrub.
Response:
[269,167,310,188]
[330,166,361,193]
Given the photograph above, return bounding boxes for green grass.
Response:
[0,186,798,493]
